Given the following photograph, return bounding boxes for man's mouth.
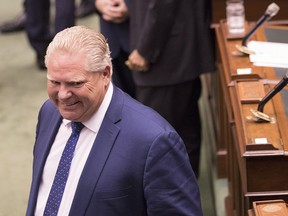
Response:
[60,101,79,107]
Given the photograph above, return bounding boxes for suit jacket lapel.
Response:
[26,107,62,216]
[34,115,62,183]
[69,86,123,215]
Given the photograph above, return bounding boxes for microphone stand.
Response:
[257,72,288,113]
[235,2,280,56]
[242,14,271,47]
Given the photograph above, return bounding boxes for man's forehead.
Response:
[46,72,87,81]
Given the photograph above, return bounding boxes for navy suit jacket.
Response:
[96,0,130,58]
[26,86,202,216]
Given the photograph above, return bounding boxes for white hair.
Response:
[45,26,112,74]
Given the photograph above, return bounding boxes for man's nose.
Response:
[58,85,72,99]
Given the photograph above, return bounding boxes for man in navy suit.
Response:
[25,26,202,215]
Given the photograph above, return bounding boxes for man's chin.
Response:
[59,110,79,121]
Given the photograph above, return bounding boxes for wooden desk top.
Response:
[215,20,288,157]
[215,21,288,194]
[249,200,288,216]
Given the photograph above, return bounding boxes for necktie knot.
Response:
[71,122,84,134]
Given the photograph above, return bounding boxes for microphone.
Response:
[242,2,280,47]
[257,72,288,113]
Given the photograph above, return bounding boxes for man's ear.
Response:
[102,65,111,83]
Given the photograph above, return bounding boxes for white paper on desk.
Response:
[247,40,288,68]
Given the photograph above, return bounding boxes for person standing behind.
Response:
[0,0,95,34]
[127,0,215,178]
[95,0,135,98]
[25,0,76,70]
[25,26,202,215]
[76,0,97,18]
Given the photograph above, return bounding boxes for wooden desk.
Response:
[213,20,288,215]
[248,200,288,216]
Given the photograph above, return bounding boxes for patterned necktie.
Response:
[44,122,84,216]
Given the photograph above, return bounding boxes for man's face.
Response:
[46,51,111,122]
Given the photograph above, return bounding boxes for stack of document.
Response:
[247,40,288,68]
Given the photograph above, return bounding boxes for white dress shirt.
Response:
[35,84,113,216]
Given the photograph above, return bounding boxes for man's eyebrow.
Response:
[46,75,86,83]
[66,79,86,83]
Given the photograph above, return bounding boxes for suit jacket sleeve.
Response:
[136,0,180,63]
[144,131,202,215]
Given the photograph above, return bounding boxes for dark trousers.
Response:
[25,0,75,56]
[136,78,202,177]
[112,50,136,98]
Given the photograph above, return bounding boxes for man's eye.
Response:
[50,80,60,85]
[69,82,85,87]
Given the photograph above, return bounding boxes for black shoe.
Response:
[76,2,96,18]
[0,12,26,33]
[36,54,46,70]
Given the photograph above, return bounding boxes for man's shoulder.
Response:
[41,99,57,112]
[38,99,59,120]
[121,95,176,135]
